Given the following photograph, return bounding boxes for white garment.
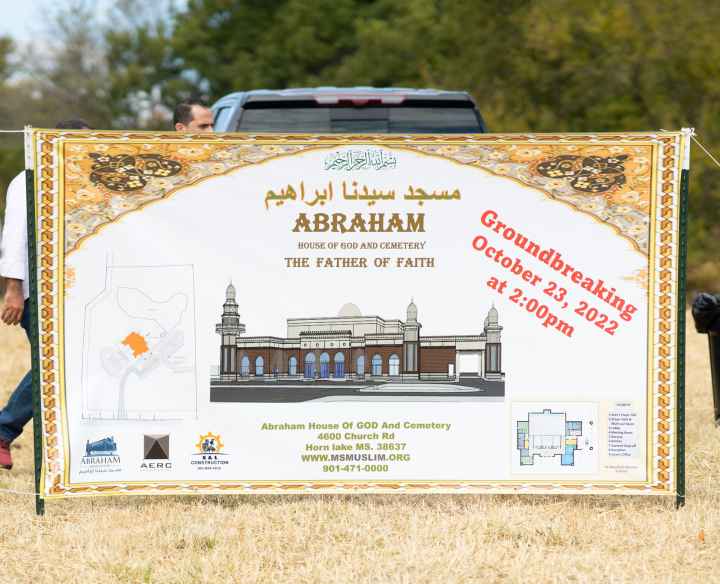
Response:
[0,171,29,299]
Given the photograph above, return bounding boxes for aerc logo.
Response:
[140,434,172,470]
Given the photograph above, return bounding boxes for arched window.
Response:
[288,356,298,376]
[320,352,330,379]
[304,353,316,378]
[240,355,250,376]
[371,354,382,376]
[255,356,264,376]
[356,355,365,376]
[389,354,400,376]
[334,352,345,378]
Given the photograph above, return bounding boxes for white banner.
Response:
[30,130,689,497]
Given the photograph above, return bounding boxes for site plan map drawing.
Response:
[80,263,198,421]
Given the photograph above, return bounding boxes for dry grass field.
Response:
[0,312,718,584]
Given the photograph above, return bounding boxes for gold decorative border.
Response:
[36,131,66,494]
[31,130,684,498]
[650,132,683,491]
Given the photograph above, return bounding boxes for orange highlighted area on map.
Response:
[122,332,149,358]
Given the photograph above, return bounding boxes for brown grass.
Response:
[0,312,718,584]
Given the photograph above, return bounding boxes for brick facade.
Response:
[234,344,460,376]
[419,346,456,373]
[363,345,404,375]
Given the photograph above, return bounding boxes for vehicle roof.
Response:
[212,87,476,108]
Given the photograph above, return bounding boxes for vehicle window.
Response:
[236,102,483,133]
[213,107,232,130]
[388,108,482,133]
[238,108,333,133]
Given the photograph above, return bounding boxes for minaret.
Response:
[403,299,421,377]
[483,304,503,380]
[215,281,246,377]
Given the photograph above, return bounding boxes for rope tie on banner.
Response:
[691,134,720,170]
[659,128,720,170]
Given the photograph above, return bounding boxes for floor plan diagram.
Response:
[516,408,583,466]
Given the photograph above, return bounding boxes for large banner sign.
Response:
[29,130,689,498]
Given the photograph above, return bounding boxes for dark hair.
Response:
[173,100,208,126]
[55,119,91,130]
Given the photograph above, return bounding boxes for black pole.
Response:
[24,165,44,516]
[708,333,720,425]
[675,166,689,509]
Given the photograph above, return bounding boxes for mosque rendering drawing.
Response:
[210,283,505,403]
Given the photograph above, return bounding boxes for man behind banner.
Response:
[173,100,213,132]
[0,119,91,470]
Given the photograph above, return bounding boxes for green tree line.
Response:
[1,0,718,291]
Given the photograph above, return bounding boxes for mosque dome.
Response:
[338,303,362,317]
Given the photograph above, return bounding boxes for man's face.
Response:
[176,105,214,132]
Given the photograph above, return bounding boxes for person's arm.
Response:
[0,173,28,325]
